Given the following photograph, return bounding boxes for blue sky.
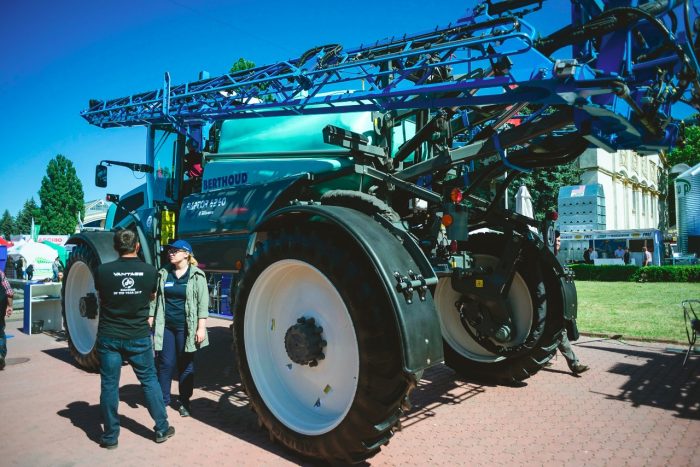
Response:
[0,0,570,218]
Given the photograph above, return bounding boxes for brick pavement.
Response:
[1,319,698,466]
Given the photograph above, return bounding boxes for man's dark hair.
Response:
[554,229,560,239]
[113,229,139,255]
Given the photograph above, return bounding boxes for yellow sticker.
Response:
[475,279,484,288]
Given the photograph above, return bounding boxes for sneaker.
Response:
[155,426,175,443]
[99,440,118,450]
[178,403,191,418]
[571,363,589,375]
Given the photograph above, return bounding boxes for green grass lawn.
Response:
[575,281,700,343]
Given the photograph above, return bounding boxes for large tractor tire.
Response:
[61,244,101,372]
[234,227,409,463]
[435,233,562,384]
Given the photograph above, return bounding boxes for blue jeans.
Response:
[157,327,194,406]
[0,308,6,359]
[97,335,169,444]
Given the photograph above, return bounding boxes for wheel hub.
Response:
[79,293,98,319]
[284,317,327,367]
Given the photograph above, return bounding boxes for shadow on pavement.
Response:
[42,346,89,371]
[163,325,309,465]
[57,400,155,444]
[46,324,508,462]
[169,325,498,464]
[580,340,699,420]
[401,365,490,429]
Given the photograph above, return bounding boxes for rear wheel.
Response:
[436,233,561,383]
[61,244,101,371]
[234,228,409,463]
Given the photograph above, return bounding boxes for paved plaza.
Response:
[1,317,698,466]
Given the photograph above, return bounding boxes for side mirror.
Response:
[95,165,108,188]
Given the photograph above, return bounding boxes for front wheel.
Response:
[435,233,561,383]
[61,244,101,371]
[234,228,409,463]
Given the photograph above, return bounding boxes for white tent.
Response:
[515,185,534,219]
[7,240,58,280]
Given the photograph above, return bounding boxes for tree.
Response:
[14,198,40,235]
[664,125,700,229]
[668,125,700,168]
[509,162,583,222]
[229,57,274,102]
[37,155,85,234]
[229,57,256,74]
[0,210,13,238]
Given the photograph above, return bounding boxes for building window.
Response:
[632,188,637,213]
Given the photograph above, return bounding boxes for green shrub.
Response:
[569,264,700,282]
[569,264,639,281]
[629,265,700,282]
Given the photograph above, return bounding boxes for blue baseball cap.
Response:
[166,239,193,254]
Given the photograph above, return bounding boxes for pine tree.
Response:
[14,198,41,235]
[0,210,14,238]
[37,155,85,234]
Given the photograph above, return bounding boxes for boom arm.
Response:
[82,0,700,154]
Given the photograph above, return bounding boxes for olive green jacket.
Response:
[149,264,209,352]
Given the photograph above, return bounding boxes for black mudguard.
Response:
[67,226,155,267]
[66,231,119,266]
[253,204,444,374]
[538,246,578,320]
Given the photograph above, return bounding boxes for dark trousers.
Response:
[157,327,194,406]
[97,335,169,444]
[558,328,579,369]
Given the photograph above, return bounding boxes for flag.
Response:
[31,218,40,241]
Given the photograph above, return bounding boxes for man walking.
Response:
[94,229,174,449]
[0,270,14,370]
[553,231,589,375]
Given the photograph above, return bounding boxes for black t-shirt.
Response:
[164,267,189,330]
[95,257,158,339]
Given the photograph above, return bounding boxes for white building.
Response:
[577,148,662,230]
[77,199,111,231]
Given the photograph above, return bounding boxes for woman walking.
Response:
[149,239,209,417]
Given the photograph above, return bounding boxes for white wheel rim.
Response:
[64,261,99,356]
[244,259,359,435]
[435,254,533,363]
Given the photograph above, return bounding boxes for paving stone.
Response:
[1,324,698,466]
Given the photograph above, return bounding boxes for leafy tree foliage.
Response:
[509,161,582,222]
[14,198,40,235]
[0,210,14,238]
[668,125,700,168]
[37,155,85,234]
[230,57,256,73]
[664,125,700,229]
[229,57,273,101]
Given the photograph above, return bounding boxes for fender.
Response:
[66,231,119,266]
[252,204,444,374]
[66,227,154,268]
[537,243,578,321]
